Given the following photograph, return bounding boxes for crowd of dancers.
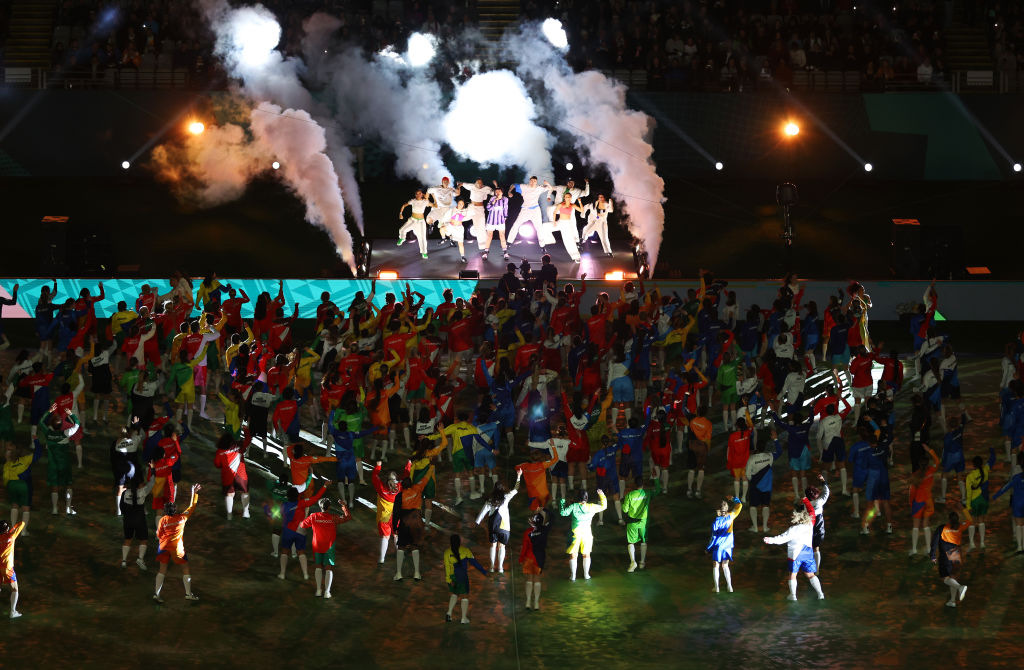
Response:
[397,176,613,263]
[1,269,1024,622]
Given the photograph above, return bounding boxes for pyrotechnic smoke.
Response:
[442,70,553,180]
[150,111,270,206]
[250,103,355,267]
[303,13,449,186]
[500,25,665,268]
[187,1,361,268]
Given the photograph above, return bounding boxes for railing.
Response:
[1,65,215,89]
[2,64,1017,94]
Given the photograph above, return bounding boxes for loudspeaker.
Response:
[40,222,70,275]
[921,226,964,280]
[890,221,921,279]
[458,270,480,279]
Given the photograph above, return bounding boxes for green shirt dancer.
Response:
[38,409,79,515]
[622,479,652,571]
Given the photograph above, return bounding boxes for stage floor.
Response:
[368,235,636,279]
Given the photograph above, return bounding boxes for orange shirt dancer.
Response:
[154,483,201,603]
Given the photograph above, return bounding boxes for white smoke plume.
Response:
[250,102,355,267]
[500,25,666,268]
[194,0,362,266]
[303,13,449,186]
[442,70,553,180]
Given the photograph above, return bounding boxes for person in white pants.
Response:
[456,179,495,243]
[507,177,552,246]
[581,194,614,256]
[427,178,458,246]
[551,192,583,262]
[398,190,431,259]
[548,178,589,247]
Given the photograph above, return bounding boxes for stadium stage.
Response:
[366,236,638,280]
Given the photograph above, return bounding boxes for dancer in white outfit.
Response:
[398,190,431,259]
[456,179,496,243]
[507,177,552,246]
[427,177,458,247]
[548,179,589,247]
[551,192,583,262]
[581,194,614,257]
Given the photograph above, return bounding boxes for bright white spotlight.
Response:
[188,121,205,135]
[1014,162,1022,173]
[272,161,280,170]
[121,160,130,170]
[542,18,568,49]
[715,161,724,171]
[863,162,873,172]
[784,122,800,137]
[565,162,574,171]
[234,8,281,68]
[521,224,535,239]
[406,32,436,67]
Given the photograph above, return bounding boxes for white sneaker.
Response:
[617,519,625,526]
[136,559,147,571]
[66,508,77,516]
[945,600,957,608]
[153,594,164,604]
[712,586,719,593]
[271,552,279,558]
[584,573,591,580]
[627,561,637,573]
[727,585,734,593]
[315,590,322,597]
[638,562,645,569]
[277,573,285,580]
[469,492,482,500]
[9,611,21,619]
[958,585,967,601]
[786,594,798,601]
[324,591,332,599]
[121,561,127,568]
[185,593,199,601]
[461,618,470,624]
[393,574,403,581]
[242,510,250,519]
[817,592,825,600]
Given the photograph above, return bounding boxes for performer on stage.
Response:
[582,194,614,257]
[481,188,510,261]
[426,177,458,245]
[397,190,431,260]
[548,178,589,247]
[456,178,495,243]
[507,177,552,246]
[551,192,583,263]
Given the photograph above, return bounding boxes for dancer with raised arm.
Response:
[397,189,431,260]
[507,177,552,247]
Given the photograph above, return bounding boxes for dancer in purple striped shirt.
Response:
[482,188,510,261]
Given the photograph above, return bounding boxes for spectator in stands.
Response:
[916,56,934,83]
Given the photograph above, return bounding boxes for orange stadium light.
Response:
[783,121,800,137]
[604,271,624,281]
[377,270,399,280]
[188,120,205,135]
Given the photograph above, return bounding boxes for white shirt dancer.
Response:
[507,177,552,245]
[426,178,458,244]
[548,179,589,245]
[398,190,431,259]
[581,194,614,256]
[456,179,495,243]
[763,501,825,601]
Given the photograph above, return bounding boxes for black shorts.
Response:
[812,529,824,548]
[620,458,641,480]
[123,511,148,541]
[489,529,510,545]
[748,487,771,507]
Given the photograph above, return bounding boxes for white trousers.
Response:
[398,217,428,255]
[507,205,542,244]
[581,216,611,254]
[467,204,486,240]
